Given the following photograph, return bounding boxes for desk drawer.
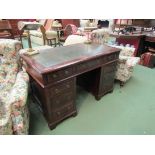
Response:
[52,104,75,120]
[50,91,74,109]
[47,67,73,83]
[49,79,74,96]
[76,58,101,73]
[103,72,115,81]
[102,62,117,73]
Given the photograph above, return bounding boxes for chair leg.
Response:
[120,81,125,87]
[54,39,56,47]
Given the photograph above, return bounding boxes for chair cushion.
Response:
[126,57,140,67]
[64,35,87,46]
[30,30,42,38]
[46,30,57,38]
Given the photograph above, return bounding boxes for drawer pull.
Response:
[55,88,59,93]
[67,106,71,110]
[57,111,61,115]
[66,84,70,88]
[97,60,100,64]
[55,100,60,104]
[53,74,57,78]
[65,70,69,74]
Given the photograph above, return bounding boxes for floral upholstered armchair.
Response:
[109,45,140,86]
[0,39,29,134]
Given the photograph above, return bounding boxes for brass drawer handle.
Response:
[55,100,60,104]
[53,74,57,78]
[66,84,70,88]
[55,88,59,93]
[65,70,69,74]
[57,111,61,115]
[67,106,71,110]
[97,60,100,64]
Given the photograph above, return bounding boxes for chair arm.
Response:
[9,71,29,107]
[119,56,140,67]
[126,57,140,67]
[0,71,29,134]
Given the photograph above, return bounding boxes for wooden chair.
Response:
[40,25,56,47]
[0,20,14,39]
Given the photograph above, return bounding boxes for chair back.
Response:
[39,25,46,45]
[44,19,54,30]
[64,24,78,37]
[0,39,21,60]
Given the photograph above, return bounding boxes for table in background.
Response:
[110,33,145,57]
[20,43,120,129]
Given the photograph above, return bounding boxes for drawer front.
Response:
[76,59,101,73]
[102,72,115,81]
[107,53,117,61]
[52,104,75,120]
[47,67,73,83]
[101,53,119,63]
[46,53,119,84]
[49,79,74,96]
[50,91,74,109]
[102,62,117,73]
[76,53,118,73]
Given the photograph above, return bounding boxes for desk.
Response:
[21,43,120,129]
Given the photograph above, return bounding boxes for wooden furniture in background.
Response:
[60,19,80,28]
[40,25,57,47]
[110,33,145,57]
[113,19,133,34]
[7,19,36,37]
[20,43,120,129]
[0,20,14,39]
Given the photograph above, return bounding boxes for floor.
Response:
[22,39,155,135]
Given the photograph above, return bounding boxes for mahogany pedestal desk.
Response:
[20,43,120,129]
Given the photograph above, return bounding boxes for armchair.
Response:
[59,24,78,42]
[29,19,58,45]
[0,39,29,134]
[109,45,140,86]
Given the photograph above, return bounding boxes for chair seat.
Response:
[30,30,42,38]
